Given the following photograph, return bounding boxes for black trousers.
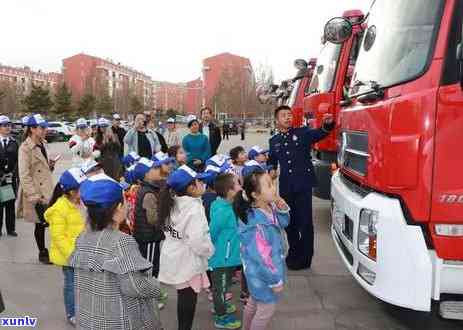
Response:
[177,287,197,330]
[0,199,15,234]
[138,242,161,278]
[281,190,314,269]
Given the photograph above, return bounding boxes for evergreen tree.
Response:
[54,83,73,116]
[130,95,143,114]
[23,84,53,114]
[96,93,114,115]
[78,94,96,117]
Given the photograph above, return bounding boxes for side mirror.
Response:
[324,17,353,44]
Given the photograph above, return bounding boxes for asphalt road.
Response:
[0,132,461,329]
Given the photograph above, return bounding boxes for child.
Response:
[168,145,187,169]
[158,165,215,330]
[44,168,87,326]
[152,151,175,178]
[248,146,268,165]
[209,173,242,329]
[229,146,247,183]
[233,168,290,330]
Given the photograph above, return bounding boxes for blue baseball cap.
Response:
[80,159,102,175]
[76,118,88,129]
[98,118,110,128]
[204,165,220,186]
[26,114,48,128]
[89,119,98,128]
[59,168,87,192]
[133,157,156,181]
[80,173,124,208]
[21,115,30,126]
[242,160,273,177]
[205,154,230,168]
[167,165,213,193]
[124,164,137,185]
[248,145,269,160]
[0,115,11,125]
[122,152,141,168]
[152,151,175,167]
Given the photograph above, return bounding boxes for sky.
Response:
[2,0,371,83]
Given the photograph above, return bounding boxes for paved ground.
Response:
[0,132,461,329]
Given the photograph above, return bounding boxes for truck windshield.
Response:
[350,0,444,96]
[286,79,301,107]
[308,42,342,94]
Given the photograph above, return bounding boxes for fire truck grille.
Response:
[343,132,368,176]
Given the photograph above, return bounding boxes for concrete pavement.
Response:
[0,133,461,329]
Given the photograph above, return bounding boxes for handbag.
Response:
[0,184,15,203]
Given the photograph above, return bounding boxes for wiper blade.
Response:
[357,80,384,103]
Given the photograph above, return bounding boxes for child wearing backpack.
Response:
[132,153,174,309]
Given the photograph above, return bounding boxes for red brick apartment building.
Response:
[0,64,62,94]
[62,53,152,107]
[202,52,254,116]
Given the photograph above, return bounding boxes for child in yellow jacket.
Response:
[44,168,86,326]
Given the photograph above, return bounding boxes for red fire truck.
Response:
[304,9,366,199]
[285,58,317,127]
[327,0,463,317]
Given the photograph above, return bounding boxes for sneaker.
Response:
[67,316,76,327]
[225,292,233,301]
[208,292,213,301]
[157,289,168,310]
[211,301,237,314]
[214,314,241,329]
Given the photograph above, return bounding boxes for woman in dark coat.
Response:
[94,119,123,181]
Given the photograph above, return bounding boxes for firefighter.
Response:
[268,105,334,270]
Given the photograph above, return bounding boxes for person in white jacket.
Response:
[68,118,96,167]
[158,165,214,330]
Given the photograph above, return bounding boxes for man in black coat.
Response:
[0,116,19,237]
[199,107,222,156]
[268,105,334,270]
[111,114,126,154]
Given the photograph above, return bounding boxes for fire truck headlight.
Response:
[435,224,463,237]
[358,209,378,261]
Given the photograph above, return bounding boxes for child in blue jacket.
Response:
[209,173,242,329]
[233,168,289,330]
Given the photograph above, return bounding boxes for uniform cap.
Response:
[152,151,175,167]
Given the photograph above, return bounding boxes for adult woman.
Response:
[17,114,56,264]
[182,116,211,170]
[69,173,163,330]
[94,118,123,181]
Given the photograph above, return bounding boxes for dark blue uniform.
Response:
[268,125,333,269]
